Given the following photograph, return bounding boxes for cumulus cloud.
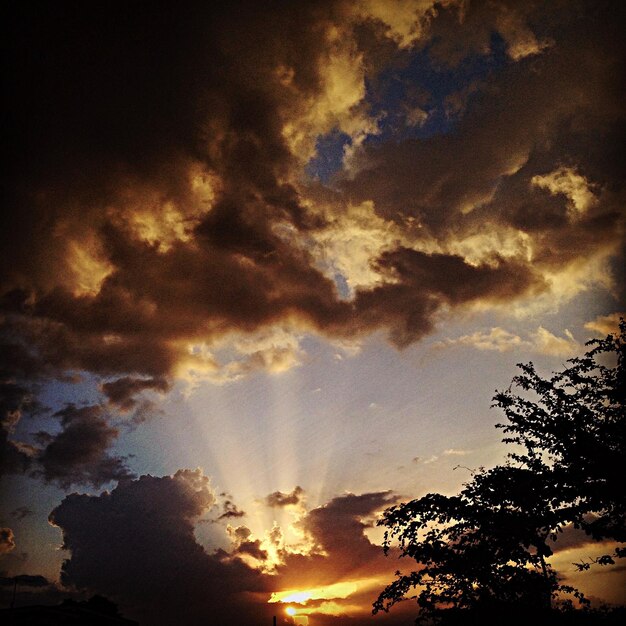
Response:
[49,469,275,625]
[100,376,170,412]
[36,404,134,489]
[266,486,305,508]
[341,1,624,314]
[227,525,269,563]
[270,491,400,592]
[47,469,404,624]
[1,0,621,407]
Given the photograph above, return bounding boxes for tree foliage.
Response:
[374,320,625,624]
[494,321,625,557]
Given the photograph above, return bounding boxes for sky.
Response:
[1,1,625,624]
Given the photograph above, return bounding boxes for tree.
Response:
[493,319,625,565]
[373,321,625,624]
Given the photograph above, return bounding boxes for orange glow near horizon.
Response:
[269,576,387,617]
[269,580,357,604]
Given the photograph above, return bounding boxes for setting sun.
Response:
[286,606,296,616]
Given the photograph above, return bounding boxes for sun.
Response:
[286,606,297,616]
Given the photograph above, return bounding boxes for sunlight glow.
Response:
[296,600,363,616]
[66,239,113,296]
[286,606,296,616]
[269,580,358,604]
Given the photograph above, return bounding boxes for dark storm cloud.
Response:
[273,491,400,588]
[49,469,273,626]
[302,491,396,563]
[36,404,134,489]
[1,0,335,283]
[1,0,622,395]
[342,1,625,268]
[237,539,268,561]
[0,427,33,478]
[266,485,305,508]
[227,526,268,561]
[49,473,403,624]
[0,341,44,477]
[2,0,343,393]
[353,248,544,346]
[0,379,37,478]
[0,0,597,393]
[1,0,623,481]
[100,376,170,411]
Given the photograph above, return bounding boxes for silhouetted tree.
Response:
[374,321,625,624]
[494,319,625,567]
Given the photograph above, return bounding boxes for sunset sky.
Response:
[1,1,625,624]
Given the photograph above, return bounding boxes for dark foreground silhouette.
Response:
[424,605,626,626]
[0,595,139,625]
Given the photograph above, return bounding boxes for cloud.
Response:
[266,486,305,508]
[0,363,40,478]
[271,491,400,591]
[435,327,526,352]
[178,326,308,387]
[436,326,582,357]
[493,3,552,61]
[528,327,581,358]
[341,1,624,313]
[227,525,269,563]
[0,425,34,478]
[352,249,544,347]
[2,2,618,390]
[49,468,273,625]
[36,404,134,489]
[443,448,470,456]
[48,469,405,623]
[0,1,621,411]
[10,506,34,520]
[531,167,598,220]
[585,313,625,337]
[218,500,246,521]
[0,528,15,555]
[547,522,600,554]
[0,1,623,501]
[100,376,170,412]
